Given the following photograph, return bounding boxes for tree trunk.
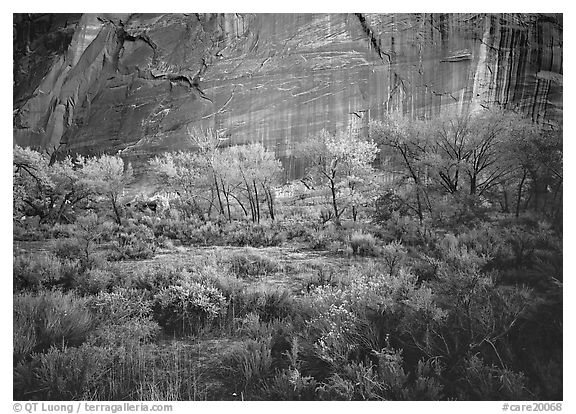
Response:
[54,197,69,224]
[253,180,260,223]
[245,182,256,222]
[330,179,340,226]
[415,188,423,224]
[230,194,248,216]
[501,187,509,213]
[469,173,477,195]
[515,169,527,218]
[220,178,232,222]
[111,195,122,225]
[265,186,275,221]
[213,173,225,217]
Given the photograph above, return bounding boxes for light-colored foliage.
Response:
[297,130,380,224]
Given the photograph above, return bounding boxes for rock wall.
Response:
[13,13,563,179]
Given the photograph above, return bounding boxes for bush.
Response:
[113,262,184,292]
[238,287,295,322]
[307,227,344,250]
[14,344,112,400]
[153,282,226,335]
[14,291,94,362]
[90,288,154,322]
[53,238,84,261]
[88,318,160,348]
[224,221,285,247]
[73,268,115,294]
[380,241,407,276]
[316,348,444,400]
[14,342,206,400]
[227,250,281,279]
[13,252,77,291]
[459,354,529,400]
[88,289,159,347]
[373,189,411,223]
[349,231,378,256]
[228,337,274,392]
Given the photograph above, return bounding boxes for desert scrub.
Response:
[115,262,185,292]
[73,268,115,294]
[90,288,153,321]
[13,251,79,291]
[458,354,530,400]
[224,221,285,247]
[349,231,379,256]
[13,290,94,362]
[153,281,226,335]
[315,347,444,400]
[14,342,209,400]
[380,240,407,276]
[227,249,281,279]
[227,336,275,394]
[236,286,295,322]
[87,288,159,347]
[307,227,344,250]
[106,221,157,260]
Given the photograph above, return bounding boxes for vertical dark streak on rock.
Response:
[354,13,391,62]
[531,78,540,123]
[504,28,515,107]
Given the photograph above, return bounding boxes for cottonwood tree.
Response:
[372,110,560,222]
[14,146,54,221]
[187,127,229,218]
[370,116,432,223]
[13,146,93,224]
[424,111,514,197]
[504,118,562,220]
[297,130,379,225]
[149,151,213,218]
[233,143,283,223]
[213,148,243,221]
[149,139,283,223]
[82,155,133,225]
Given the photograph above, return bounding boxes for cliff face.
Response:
[13,13,563,178]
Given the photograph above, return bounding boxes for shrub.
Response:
[229,337,274,392]
[194,221,223,245]
[14,344,112,400]
[13,252,75,291]
[373,189,411,223]
[14,341,211,401]
[153,282,226,335]
[73,268,115,294]
[88,318,161,348]
[237,287,295,322]
[459,354,529,400]
[53,238,84,261]
[379,212,424,245]
[225,222,285,247]
[88,289,159,347]
[53,237,108,271]
[349,231,378,256]
[307,227,344,250]
[108,221,156,260]
[13,291,94,362]
[114,262,184,292]
[380,241,407,276]
[227,250,281,279]
[265,368,318,400]
[90,288,154,322]
[316,348,444,401]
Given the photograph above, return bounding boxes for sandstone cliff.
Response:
[13,13,563,178]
